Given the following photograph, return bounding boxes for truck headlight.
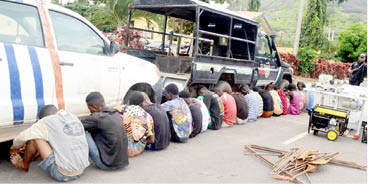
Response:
[155,67,161,77]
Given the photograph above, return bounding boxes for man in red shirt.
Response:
[214,82,237,127]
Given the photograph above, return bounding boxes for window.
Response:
[0,1,44,47]
[257,36,271,56]
[49,11,105,55]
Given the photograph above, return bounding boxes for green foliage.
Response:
[62,0,163,32]
[318,41,337,60]
[337,22,367,62]
[299,0,328,50]
[297,47,317,74]
[247,0,260,11]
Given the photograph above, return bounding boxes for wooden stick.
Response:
[245,145,304,184]
[305,173,312,184]
[290,170,308,181]
[244,153,282,156]
[329,159,367,170]
[247,145,367,171]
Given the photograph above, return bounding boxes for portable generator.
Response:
[308,105,350,141]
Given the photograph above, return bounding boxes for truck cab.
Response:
[0,0,162,142]
[255,32,293,87]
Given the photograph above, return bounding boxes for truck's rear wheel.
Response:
[123,83,155,105]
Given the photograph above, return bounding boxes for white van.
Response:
[0,0,163,142]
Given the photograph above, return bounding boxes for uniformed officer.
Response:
[349,53,367,86]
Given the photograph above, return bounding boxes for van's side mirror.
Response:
[110,41,120,55]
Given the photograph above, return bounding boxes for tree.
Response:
[299,0,328,50]
[297,46,317,75]
[337,23,367,62]
[247,0,260,11]
[298,0,348,51]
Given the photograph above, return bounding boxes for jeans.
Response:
[349,80,361,86]
[85,132,115,171]
[39,152,82,182]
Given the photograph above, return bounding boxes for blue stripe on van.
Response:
[4,44,24,125]
[28,47,45,117]
[16,0,23,3]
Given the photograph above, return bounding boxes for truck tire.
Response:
[215,81,232,94]
[279,79,289,91]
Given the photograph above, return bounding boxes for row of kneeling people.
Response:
[9,81,313,181]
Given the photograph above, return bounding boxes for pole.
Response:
[227,17,233,57]
[124,8,133,48]
[194,7,200,57]
[293,0,305,55]
[162,15,168,53]
[177,19,184,55]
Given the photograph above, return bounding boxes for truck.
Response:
[125,0,293,91]
[0,0,163,142]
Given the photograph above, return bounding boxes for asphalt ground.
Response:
[0,113,366,183]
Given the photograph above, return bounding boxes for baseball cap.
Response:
[360,53,366,58]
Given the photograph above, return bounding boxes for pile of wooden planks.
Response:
[244,145,366,184]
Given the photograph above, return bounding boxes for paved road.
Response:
[0,113,366,183]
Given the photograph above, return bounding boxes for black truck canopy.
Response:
[131,0,258,26]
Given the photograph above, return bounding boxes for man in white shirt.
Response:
[10,105,89,182]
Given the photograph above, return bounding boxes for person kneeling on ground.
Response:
[10,105,89,182]
[179,90,203,138]
[136,92,171,150]
[275,85,289,115]
[215,81,237,128]
[81,92,129,170]
[241,85,260,122]
[162,84,192,142]
[287,84,307,115]
[232,86,249,124]
[197,85,224,130]
[114,92,155,157]
[297,81,314,112]
[254,87,274,118]
[183,90,210,133]
[265,83,283,116]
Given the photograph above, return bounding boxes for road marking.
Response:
[282,132,308,145]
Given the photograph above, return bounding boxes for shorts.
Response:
[85,132,116,171]
[39,152,82,182]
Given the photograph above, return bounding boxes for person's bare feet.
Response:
[10,154,28,172]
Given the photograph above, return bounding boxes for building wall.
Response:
[132,17,162,43]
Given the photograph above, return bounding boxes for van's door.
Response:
[255,34,280,86]
[48,10,121,115]
[0,1,55,125]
